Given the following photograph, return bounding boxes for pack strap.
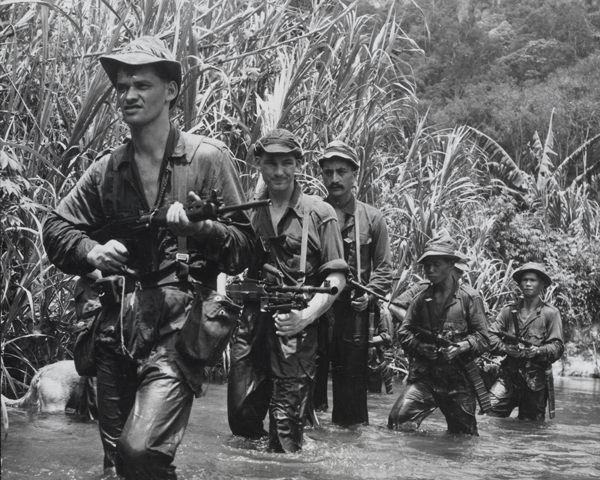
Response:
[298,200,311,286]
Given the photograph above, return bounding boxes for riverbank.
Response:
[558,342,600,378]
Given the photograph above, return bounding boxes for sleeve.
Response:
[397,296,422,355]
[42,163,105,276]
[365,213,393,297]
[315,204,349,281]
[191,147,257,275]
[538,309,564,363]
[464,294,490,356]
[488,308,511,355]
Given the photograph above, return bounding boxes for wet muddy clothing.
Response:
[43,127,255,478]
[488,299,563,420]
[313,196,392,425]
[227,182,347,453]
[389,278,489,435]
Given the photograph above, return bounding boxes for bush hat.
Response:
[417,232,462,264]
[512,262,552,287]
[254,129,303,159]
[100,36,182,109]
[319,140,360,169]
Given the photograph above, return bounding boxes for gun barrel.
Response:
[347,279,387,303]
[218,199,271,214]
[266,284,338,295]
[496,331,534,347]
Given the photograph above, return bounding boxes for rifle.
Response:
[90,190,270,244]
[495,331,556,418]
[226,279,338,313]
[494,331,535,349]
[346,278,388,304]
[410,326,493,414]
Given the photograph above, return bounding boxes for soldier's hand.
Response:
[351,293,369,312]
[274,310,310,337]
[87,240,130,274]
[440,341,469,361]
[523,346,540,358]
[416,342,438,360]
[166,192,214,238]
[504,344,523,358]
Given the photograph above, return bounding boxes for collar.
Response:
[259,181,304,216]
[111,123,183,171]
[326,193,356,215]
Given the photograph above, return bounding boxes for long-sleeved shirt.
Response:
[43,126,256,288]
[325,195,392,297]
[398,278,490,381]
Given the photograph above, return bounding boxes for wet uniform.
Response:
[227,182,347,452]
[389,278,490,435]
[488,300,564,420]
[43,126,255,478]
[314,196,392,425]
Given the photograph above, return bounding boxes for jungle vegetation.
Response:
[1,0,599,396]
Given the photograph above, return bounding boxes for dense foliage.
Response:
[1,0,599,395]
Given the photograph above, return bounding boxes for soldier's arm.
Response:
[365,214,393,297]
[43,162,108,276]
[536,309,564,363]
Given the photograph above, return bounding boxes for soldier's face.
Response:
[115,65,177,127]
[321,158,357,200]
[259,153,297,195]
[423,257,455,285]
[520,272,543,298]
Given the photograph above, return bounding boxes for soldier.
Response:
[488,262,564,420]
[227,129,348,452]
[313,140,393,426]
[388,233,490,435]
[43,36,256,479]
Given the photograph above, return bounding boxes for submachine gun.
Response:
[90,190,271,244]
[494,330,555,419]
[410,326,493,414]
[226,278,339,313]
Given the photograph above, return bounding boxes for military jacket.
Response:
[251,182,348,287]
[398,278,490,380]
[43,126,256,288]
[324,195,392,297]
[489,299,564,390]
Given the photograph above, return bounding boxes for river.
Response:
[2,376,599,480]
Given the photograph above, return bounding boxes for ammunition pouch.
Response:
[176,285,242,367]
[96,275,136,306]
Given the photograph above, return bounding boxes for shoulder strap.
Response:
[298,199,313,286]
[354,205,362,283]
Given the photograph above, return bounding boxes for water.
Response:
[2,376,599,480]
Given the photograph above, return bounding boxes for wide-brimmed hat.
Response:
[512,262,552,287]
[253,129,303,159]
[417,232,462,264]
[318,140,359,169]
[100,36,182,109]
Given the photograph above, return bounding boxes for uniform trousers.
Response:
[228,305,317,452]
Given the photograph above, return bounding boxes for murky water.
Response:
[2,376,599,480]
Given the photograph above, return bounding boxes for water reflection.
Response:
[2,377,599,480]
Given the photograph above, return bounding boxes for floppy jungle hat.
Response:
[417,232,462,263]
[253,129,303,158]
[100,36,182,109]
[319,140,359,169]
[512,262,552,287]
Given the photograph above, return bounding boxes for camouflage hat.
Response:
[254,129,303,159]
[417,231,462,264]
[100,36,182,109]
[512,262,552,287]
[454,256,470,272]
[319,140,359,169]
